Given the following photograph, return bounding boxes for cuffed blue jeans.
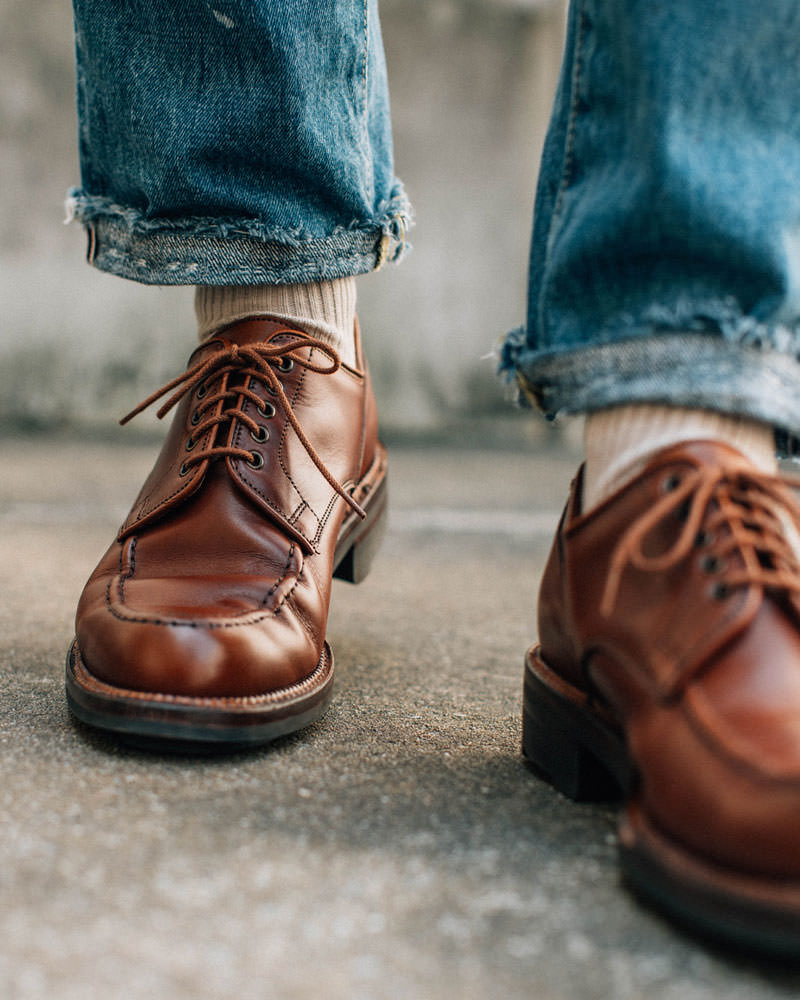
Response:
[69,0,410,285]
[70,0,800,442]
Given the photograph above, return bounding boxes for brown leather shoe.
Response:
[66,318,387,748]
[524,440,800,955]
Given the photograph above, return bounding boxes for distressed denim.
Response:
[500,0,800,444]
[68,0,410,285]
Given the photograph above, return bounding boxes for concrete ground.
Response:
[2,431,800,1000]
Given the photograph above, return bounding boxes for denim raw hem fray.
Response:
[499,328,800,459]
[65,187,412,286]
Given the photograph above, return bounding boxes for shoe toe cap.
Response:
[76,597,322,700]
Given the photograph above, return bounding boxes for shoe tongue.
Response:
[200,317,307,353]
[643,439,767,475]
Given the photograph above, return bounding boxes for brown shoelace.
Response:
[601,460,800,617]
[120,332,366,519]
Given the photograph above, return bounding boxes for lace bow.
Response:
[120,332,365,519]
[601,462,800,617]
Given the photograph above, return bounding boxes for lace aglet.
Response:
[348,496,367,520]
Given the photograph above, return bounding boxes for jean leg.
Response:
[68,0,410,285]
[501,0,800,446]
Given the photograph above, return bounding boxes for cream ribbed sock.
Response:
[194,277,358,367]
[583,405,777,511]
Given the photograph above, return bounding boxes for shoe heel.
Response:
[333,483,388,585]
[523,662,619,802]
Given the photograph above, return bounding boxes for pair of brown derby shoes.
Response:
[66,322,800,954]
[67,318,387,747]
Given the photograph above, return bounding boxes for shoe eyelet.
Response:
[190,409,201,426]
[258,400,276,419]
[712,582,729,601]
[277,357,294,373]
[250,425,269,443]
[185,435,196,452]
[179,461,191,477]
[701,555,721,574]
[662,473,682,493]
[694,530,713,548]
[247,451,264,470]
[196,381,208,399]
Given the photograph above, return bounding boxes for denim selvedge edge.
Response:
[69,0,410,285]
[502,0,800,440]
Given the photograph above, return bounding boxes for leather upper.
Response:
[75,318,378,700]
[538,441,800,876]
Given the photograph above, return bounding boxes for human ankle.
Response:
[583,405,776,510]
[194,277,358,367]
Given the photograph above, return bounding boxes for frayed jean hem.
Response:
[65,189,412,286]
[500,331,800,457]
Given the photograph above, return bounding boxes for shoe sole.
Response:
[523,646,800,958]
[65,445,388,751]
[66,639,335,751]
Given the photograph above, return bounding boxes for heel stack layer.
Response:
[333,444,388,585]
[522,649,628,802]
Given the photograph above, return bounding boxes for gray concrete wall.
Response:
[0,0,566,436]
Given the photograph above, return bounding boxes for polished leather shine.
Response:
[67,318,387,746]
[526,440,800,952]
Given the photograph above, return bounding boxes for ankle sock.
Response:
[194,277,358,367]
[583,405,777,511]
